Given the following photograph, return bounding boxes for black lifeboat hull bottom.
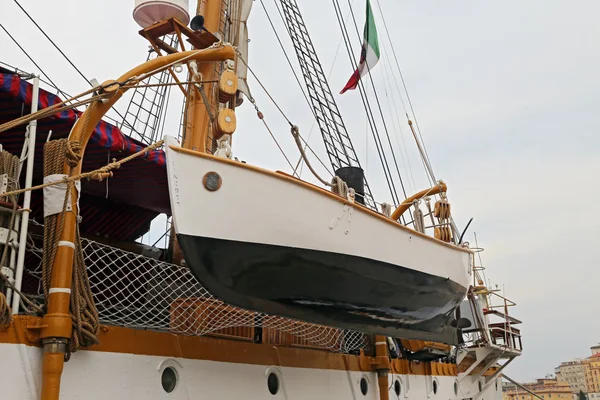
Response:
[177,234,466,345]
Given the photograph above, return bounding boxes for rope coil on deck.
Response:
[43,137,100,352]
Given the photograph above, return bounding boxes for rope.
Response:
[290,125,331,188]
[254,109,295,171]
[43,138,99,352]
[331,176,349,198]
[0,139,164,199]
[0,293,11,329]
[0,93,106,135]
[0,148,43,314]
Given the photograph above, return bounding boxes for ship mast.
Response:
[184,0,224,152]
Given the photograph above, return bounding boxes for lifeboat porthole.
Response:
[433,379,438,395]
[161,366,178,393]
[267,373,280,395]
[454,380,459,395]
[360,377,368,395]
[203,171,222,191]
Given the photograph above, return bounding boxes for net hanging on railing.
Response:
[22,236,368,354]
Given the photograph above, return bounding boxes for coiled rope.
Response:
[0,114,162,345]
[0,149,20,328]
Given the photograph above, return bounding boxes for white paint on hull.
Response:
[0,343,502,400]
[164,138,471,289]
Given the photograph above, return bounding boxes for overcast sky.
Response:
[2,0,599,382]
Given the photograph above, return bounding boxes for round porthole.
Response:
[454,381,459,395]
[433,380,438,394]
[202,171,222,191]
[268,373,280,395]
[161,366,178,393]
[479,380,483,392]
[394,379,401,396]
[360,377,368,396]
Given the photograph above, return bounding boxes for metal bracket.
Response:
[0,227,18,247]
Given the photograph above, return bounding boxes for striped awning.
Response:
[0,70,170,241]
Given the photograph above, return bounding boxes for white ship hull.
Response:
[0,342,502,400]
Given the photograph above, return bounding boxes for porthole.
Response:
[454,381,459,395]
[479,380,483,392]
[433,380,438,395]
[360,377,368,396]
[267,373,280,395]
[394,379,401,396]
[161,366,178,393]
[496,380,499,391]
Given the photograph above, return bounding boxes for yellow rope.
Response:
[0,92,107,134]
[0,292,11,330]
[0,139,164,200]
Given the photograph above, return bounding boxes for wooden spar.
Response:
[390,181,448,222]
[183,0,224,152]
[38,45,235,400]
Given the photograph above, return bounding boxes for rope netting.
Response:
[23,235,368,353]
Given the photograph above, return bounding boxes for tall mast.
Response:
[184,0,224,152]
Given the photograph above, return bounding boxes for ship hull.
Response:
[0,341,503,400]
[165,137,471,344]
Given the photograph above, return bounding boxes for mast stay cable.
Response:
[372,0,437,184]
[330,0,402,212]
[337,0,409,201]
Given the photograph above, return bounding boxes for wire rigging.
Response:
[340,0,409,201]
[0,24,69,100]
[295,2,355,178]
[373,0,437,184]
[331,0,402,208]
[11,0,136,133]
[274,0,377,209]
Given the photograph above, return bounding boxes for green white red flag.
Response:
[340,0,380,94]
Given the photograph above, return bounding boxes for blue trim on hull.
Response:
[177,234,466,344]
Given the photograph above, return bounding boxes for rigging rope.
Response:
[330,0,402,211]
[11,0,134,132]
[0,139,165,199]
[254,107,295,171]
[339,0,409,200]
[290,126,349,199]
[372,0,437,184]
[0,24,71,100]
[0,94,107,135]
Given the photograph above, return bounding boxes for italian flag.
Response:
[340,0,380,94]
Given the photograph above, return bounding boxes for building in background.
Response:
[583,353,600,394]
[503,378,574,400]
[591,345,600,357]
[556,359,588,393]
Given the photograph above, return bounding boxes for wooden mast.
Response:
[184,0,224,152]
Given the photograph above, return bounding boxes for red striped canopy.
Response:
[0,69,170,241]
